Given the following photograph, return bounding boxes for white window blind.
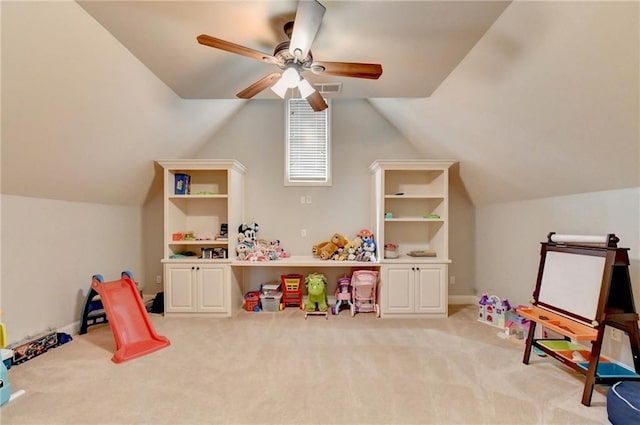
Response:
[286,98,331,186]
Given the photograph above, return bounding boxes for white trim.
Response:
[448,295,478,305]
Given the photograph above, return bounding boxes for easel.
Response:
[518,233,640,406]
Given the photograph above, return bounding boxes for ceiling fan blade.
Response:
[312,61,383,79]
[236,73,282,99]
[306,91,328,112]
[289,0,326,60]
[197,34,279,64]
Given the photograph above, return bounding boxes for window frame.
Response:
[284,98,331,187]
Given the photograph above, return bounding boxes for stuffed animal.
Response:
[361,239,377,262]
[332,246,348,261]
[357,229,374,245]
[345,241,357,261]
[355,229,376,262]
[238,222,259,246]
[236,242,250,259]
[236,222,259,260]
[266,240,289,260]
[312,233,348,260]
[305,273,328,312]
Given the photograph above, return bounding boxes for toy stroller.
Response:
[350,270,380,317]
[333,276,352,315]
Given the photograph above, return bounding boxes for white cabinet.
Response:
[370,160,455,318]
[164,263,228,314]
[158,159,246,316]
[381,264,447,316]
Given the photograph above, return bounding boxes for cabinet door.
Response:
[165,265,196,312]
[414,265,446,313]
[197,265,227,312]
[383,265,414,313]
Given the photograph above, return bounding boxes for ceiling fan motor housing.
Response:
[273,41,314,70]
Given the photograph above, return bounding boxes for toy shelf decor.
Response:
[478,294,511,328]
[519,232,640,406]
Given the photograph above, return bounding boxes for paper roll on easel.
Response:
[549,234,608,244]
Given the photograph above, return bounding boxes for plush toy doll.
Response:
[236,222,259,260]
[362,239,377,262]
[313,233,348,260]
[345,242,357,261]
[238,222,259,246]
[305,273,328,312]
[267,240,289,260]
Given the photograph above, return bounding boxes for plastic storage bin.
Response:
[260,292,282,312]
[261,282,281,296]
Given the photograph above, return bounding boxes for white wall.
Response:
[371,1,639,206]
[476,188,640,305]
[1,1,243,206]
[1,195,143,344]
[475,187,640,364]
[141,99,477,294]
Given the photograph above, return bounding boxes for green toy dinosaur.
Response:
[305,273,328,312]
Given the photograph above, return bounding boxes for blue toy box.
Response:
[174,173,191,195]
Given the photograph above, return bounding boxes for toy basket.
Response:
[244,291,260,312]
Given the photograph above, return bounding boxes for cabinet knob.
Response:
[191,266,195,270]
[411,267,415,271]
[196,267,200,271]
[416,267,420,271]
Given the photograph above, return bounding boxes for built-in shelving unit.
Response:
[369,160,456,318]
[157,159,246,316]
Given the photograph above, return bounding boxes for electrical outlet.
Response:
[306,195,312,204]
[300,196,306,204]
[156,275,162,284]
[611,328,623,342]
[301,229,307,237]
[449,275,456,285]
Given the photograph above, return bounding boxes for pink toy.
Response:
[350,270,380,317]
[333,276,353,315]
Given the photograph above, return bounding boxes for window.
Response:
[285,98,331,186]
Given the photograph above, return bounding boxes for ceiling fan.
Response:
[197,0,383,112]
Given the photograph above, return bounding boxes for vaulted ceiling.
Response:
[2,1,638,207]
[76,1,511,100]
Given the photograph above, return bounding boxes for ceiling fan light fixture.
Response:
[282,67,301,88]
[298,78,316,99]
[270,77,289,98]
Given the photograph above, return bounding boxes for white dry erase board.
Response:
[538,250,606,322]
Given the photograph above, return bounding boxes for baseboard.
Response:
[448,295,477,305]
[53,296,474,335]
[58,321,80,336]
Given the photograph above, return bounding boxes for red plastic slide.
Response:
[91,276,170,363]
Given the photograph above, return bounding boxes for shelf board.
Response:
[384,195,444,199]
[168,194,228,199]
[231,256,381,268]
[169,240,228,245]
[385,217,444,222]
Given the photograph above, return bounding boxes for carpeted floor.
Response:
[1,305,609,424]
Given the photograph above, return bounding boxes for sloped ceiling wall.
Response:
[2,1,638,207]
[372,0,639,206]
[1,1,244,206]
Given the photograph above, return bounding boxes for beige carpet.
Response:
[1,305,609,424]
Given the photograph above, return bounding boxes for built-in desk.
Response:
[230,256,380,309]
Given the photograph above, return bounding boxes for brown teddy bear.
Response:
[312,233,348,260]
